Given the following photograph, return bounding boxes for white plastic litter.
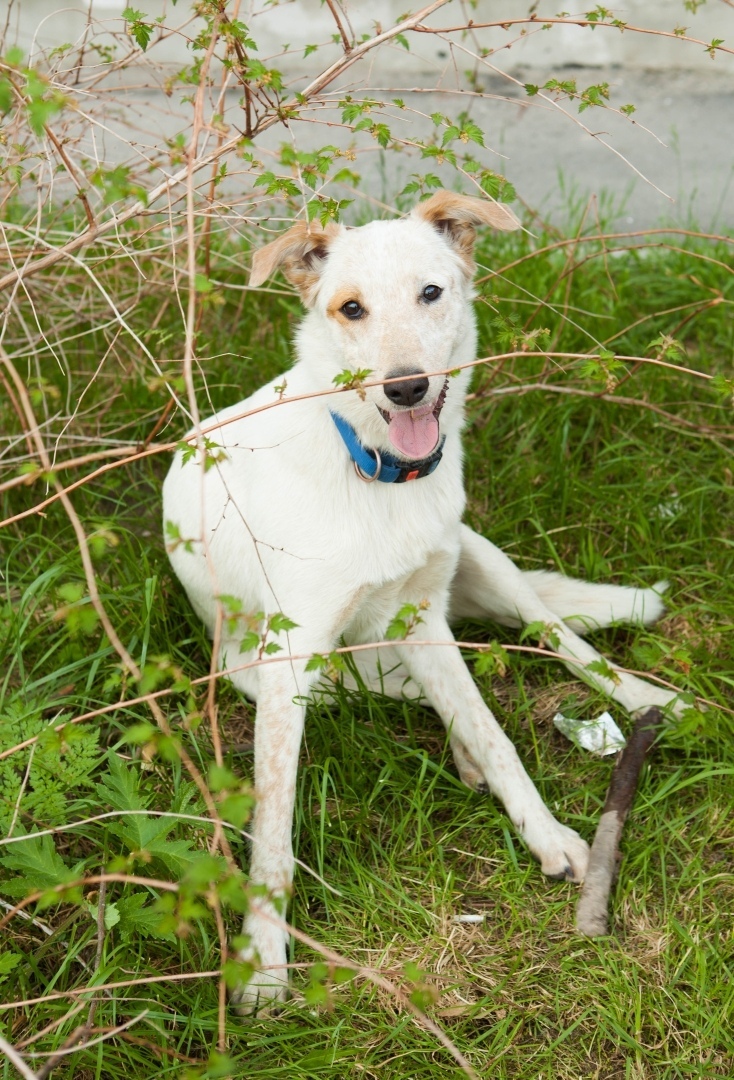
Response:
[552,711,627,756]
[451,914,486,924]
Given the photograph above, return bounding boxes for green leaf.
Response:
[332,367,372,391]
[420,144,457,167]
[89,164,148,205]
[585,658,621,685]
[0,702,100,834]
[254,171,300,198]
[238,630,261,654]
[0,77,13,114]
[208,764,239,792]
[123,721,157,745]
[94,755,202,875]
[222,957,254,990]
[711,374,734,404]
[473,641,509,678]
[385,603,424,641]
[331,167,360,185]
[519,620,560,650]
[221,19,256,50]
[27,94,64,134]
[0,953,22,983]
[0,833,79,895]
[57,581,84,603]
[578,353,627,390]
[648,332,685,361]
[219,791,254,829]
[180,854,227,890]
[123,7,153,51]
[206,1052,238,1078]
[116,892,173,941]
[269,612,298,634]
[95,752,146,817]
[88,899,121,931]
[243,58,283,91]
[304,981,331,1006]
[479,170,516,203]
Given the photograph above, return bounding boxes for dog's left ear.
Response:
[413,190,520,270]
[250,220,342,304]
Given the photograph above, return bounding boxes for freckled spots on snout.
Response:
[327,287,367,325]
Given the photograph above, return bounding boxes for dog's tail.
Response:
[521,571,668,633]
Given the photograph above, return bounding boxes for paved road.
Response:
[483,66,734,232]
[95,64,734,232]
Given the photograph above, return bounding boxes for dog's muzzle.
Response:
[377,377,449,458]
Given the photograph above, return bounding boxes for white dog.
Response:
[162,191,680,1009]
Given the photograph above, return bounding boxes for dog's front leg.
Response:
[394,612,590,882]
[231,661,313,1014]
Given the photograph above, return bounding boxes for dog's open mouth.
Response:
[378,378,448,459]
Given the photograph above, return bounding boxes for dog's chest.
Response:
[330,458,465,576]
[327,481,463,643]
[341,540,459,645]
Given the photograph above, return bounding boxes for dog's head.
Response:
[250,191,520,458]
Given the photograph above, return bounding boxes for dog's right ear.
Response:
[412,190,520,273]
[249,220,342,303]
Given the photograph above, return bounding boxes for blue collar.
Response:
[330,410,445,484]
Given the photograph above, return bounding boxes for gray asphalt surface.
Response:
[82,63,734,232]
[484,66,734,231]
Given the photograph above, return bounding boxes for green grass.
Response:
[1,207,733,1080]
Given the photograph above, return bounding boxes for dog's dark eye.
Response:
[340,300,365,320]
[421,284,443,303]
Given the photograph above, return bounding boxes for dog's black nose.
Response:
[384,370,429,408]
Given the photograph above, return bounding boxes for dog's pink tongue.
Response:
[387,411,439,458]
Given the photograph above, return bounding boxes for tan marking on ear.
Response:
[412,189,521,273]
[249,221,342,303]
[414,189,520,232]
[326,286,366,324]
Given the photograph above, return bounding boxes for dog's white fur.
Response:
[162,192,681,1010]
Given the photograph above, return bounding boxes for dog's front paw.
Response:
[231,918,289,1016]
[523,816,590,883]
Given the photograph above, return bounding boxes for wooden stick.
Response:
[576,706,664,937]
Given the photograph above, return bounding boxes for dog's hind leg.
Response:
[451,524,667,634]
[450,524,682,716]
